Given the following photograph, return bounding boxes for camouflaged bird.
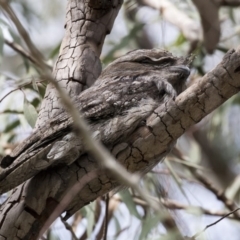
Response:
[0,49,190,194]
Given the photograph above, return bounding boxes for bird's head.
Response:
[101,48,191,95]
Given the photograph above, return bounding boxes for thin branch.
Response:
[0,0,46,70]
[0,79,45,103]
[96,196,120,240]
[60,216,79,240]
[151,169,203,185]
[112,194,240,220]
[192,170,240,218]
[173,149,240,219]
[220,0,240,6]
[39,170,100,237]
[103,194,109,240]
[192,208,240,239]
[0,88,20,103]
[4,39,52,70]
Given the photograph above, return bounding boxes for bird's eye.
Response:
[159,59,172,65]
[139,57,153,64]
[138,57,174,66]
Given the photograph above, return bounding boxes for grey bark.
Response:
[0,1,123,239]
[0,1,240,240]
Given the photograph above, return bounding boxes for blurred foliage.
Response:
[1,0,240,240]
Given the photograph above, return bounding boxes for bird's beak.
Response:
[169,65,190,78]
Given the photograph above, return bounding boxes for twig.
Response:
[151,169,202,185]
[220,0,240,6]
[0,88,20,103]
[96,196,120,240]
[103,194,109,240]
[112,195,240,220]
[4,39,52,70]
[0,0,47,71]
[60,216,79,240]
[192,170,240,219]
[173,149,240,219]
[0,79,45,103]
[192,208,240,239]
[39,170,99,236]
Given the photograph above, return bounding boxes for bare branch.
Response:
[192,208,240,239]
[103,194,109,240]
[4,39,52,70]
[60,216,79,240]
[220,0,240,6]
[0,0,46,70]
[192,170,240,218]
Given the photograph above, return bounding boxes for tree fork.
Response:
[0,1,240,240]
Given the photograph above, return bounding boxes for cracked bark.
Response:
[0,1,123,239]
[0,1,240,240]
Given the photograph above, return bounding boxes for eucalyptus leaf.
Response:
[47,230,60,240]
[172,33,186,47]
[86,202,95,237]
[0,26,4,57]
[23,96,38,128]
[3,119,20,133]
[32,78,39,92]
[139,215,160,240]
[165,159,190,204]
[120,189,141,219]
[113,215,121,234]
[49,42,61,59]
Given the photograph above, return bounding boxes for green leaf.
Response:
[120,189,141,219]
[47,230,60,240]
[86,202,95,237]
[23,96,38,128]
[32,78,39,92]
[139,214,160,240]
[49,42,61,59]
[0,26,4,57]
[79,206,87,217]
[165,159,190,204]
[229,8,236,24]
[171,33,186,47]
[3,119,20,133]
[22,56,30,73]
[113,215,121,234]
[31,98,40,108]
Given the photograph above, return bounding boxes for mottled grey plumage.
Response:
[0,49,190,193]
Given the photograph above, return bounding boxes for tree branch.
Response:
[4,39,52,70]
